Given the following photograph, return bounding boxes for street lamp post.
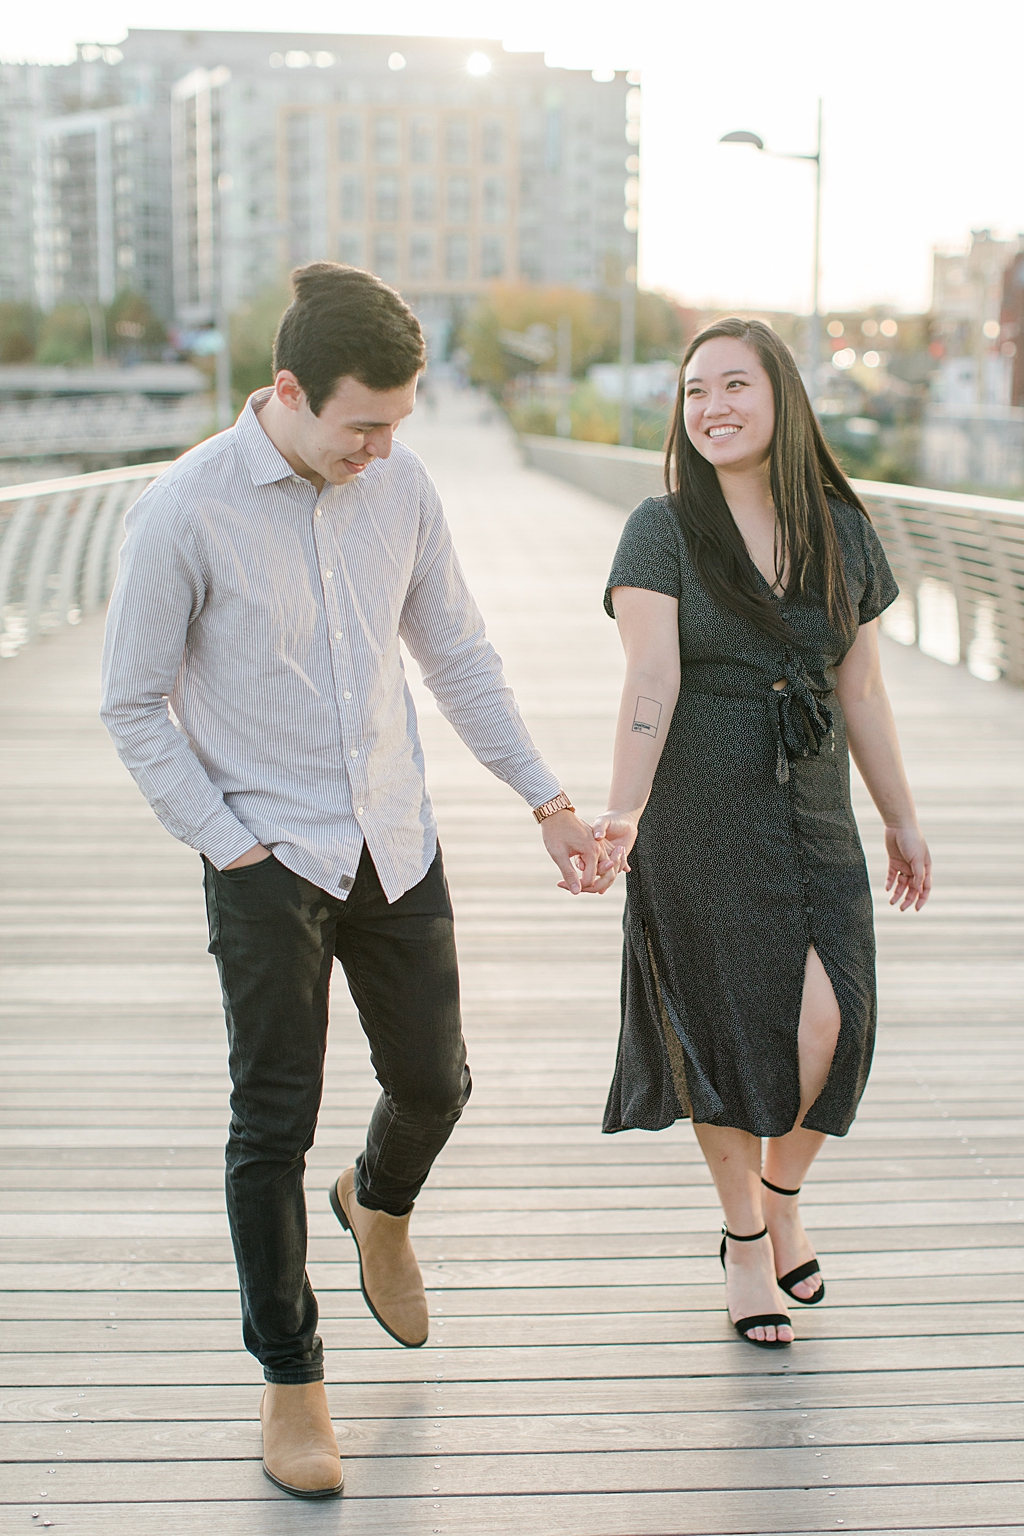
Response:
[215,172,233,431]
[720,99,823,392]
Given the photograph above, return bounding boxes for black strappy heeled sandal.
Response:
[761,1177,825,1305]
[718,1226,792,1349]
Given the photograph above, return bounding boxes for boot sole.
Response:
[262,1461,344,1498]
[329,1180,428,1349]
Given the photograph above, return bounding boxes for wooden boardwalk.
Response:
[1,393,1022,1535]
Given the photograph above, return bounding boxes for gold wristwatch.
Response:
[532,791,575,824]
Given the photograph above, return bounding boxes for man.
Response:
[101,262,614,1498]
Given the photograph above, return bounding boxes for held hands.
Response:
[540,809,627,896]
[885,825,931,911]
[592,811,640,871]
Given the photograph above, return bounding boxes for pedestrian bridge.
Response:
[1,393,1021,1534]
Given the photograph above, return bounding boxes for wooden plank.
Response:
[2,1439,1019,1501]
[3,1302,1020,1355]
[2,1228,1022,1268]
[3,1330,1022,1389]
[0,1489,1020,1535]
[3,1272,1021,1321]
[4,1402,1021,1462]
[4,1368,1023,1428]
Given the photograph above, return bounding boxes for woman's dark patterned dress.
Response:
[603,495,899,1139]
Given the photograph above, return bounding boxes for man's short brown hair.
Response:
[273,262,426,415]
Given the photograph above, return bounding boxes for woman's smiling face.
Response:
[682,337,776,473]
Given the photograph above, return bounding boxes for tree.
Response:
[105,291,167,357]
[35,304,93,366]
[229,284,291,405]
[0,303,38,364]
[460,284,691,396]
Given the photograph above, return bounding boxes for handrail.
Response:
[0,461,171,658]
[0,460,174,504]
[520,434,1024,686]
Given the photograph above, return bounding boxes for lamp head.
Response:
[719,130,764,149]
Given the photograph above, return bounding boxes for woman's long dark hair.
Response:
[664,316,867,646]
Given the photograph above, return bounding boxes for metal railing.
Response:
[521,435,1024,686]
[0,462,170,658]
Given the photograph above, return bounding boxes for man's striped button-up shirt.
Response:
[100,391,561,902]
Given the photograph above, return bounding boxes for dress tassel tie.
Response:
[771,659,834,785]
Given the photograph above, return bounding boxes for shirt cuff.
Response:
[507,762,564,812]
[197,811,266,871]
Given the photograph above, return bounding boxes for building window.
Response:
[411,175,436,222]
[373,232,398,282]
[375,174,400,222]
[482,176,506,224]
[445,232,469,281]
[339,174,364,221]
[338,233,363,266]
[444,118,470,165]
[410,234,434,279]
[447,175,471,223]
[338,116,362,162]
[481,235,504,279]
[410,117,433,163]
[374,116,400,164]
[481,119,504,164]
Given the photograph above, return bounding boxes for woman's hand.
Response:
[885,825,931,911]
[592,811,641,877]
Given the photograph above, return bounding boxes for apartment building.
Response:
[2,30,637,344]
[0,48,173,320]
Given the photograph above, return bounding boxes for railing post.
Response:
[54,486,103,626]
[82,483,131,615]
[0,498,39,656]
[986,512,1024,687]
[24,492,72,643]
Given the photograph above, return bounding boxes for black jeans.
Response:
[203,843,470,1383]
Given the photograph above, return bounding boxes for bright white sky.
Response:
[5,0,1022,315]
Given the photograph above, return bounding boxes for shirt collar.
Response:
[234,388,300,488]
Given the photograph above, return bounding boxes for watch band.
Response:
[532,791,575,824]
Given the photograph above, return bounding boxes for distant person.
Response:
[101,263,617,1497]
[594,317,931,1348]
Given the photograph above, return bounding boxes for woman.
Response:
[593,318,931,1348]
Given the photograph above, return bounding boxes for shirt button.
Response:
[325,569,333,579]
[343,690,352,700]
[356,806,364,815]
[315,508,323,517]
[335,631,342,639]
[350,749,359,758]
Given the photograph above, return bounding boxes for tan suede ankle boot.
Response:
[330,1165,429,1347]
[260,1381,344,1498]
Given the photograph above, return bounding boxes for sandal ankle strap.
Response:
[762,1177,801,1197]
[722,1224,769,1242]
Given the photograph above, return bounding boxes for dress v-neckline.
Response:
[750,559,789,604]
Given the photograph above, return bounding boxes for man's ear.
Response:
[274,370,307,413]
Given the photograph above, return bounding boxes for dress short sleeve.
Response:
[857,514,899,625]
[604,497,682,617]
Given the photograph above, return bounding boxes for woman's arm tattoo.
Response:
[631,696,663,737]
